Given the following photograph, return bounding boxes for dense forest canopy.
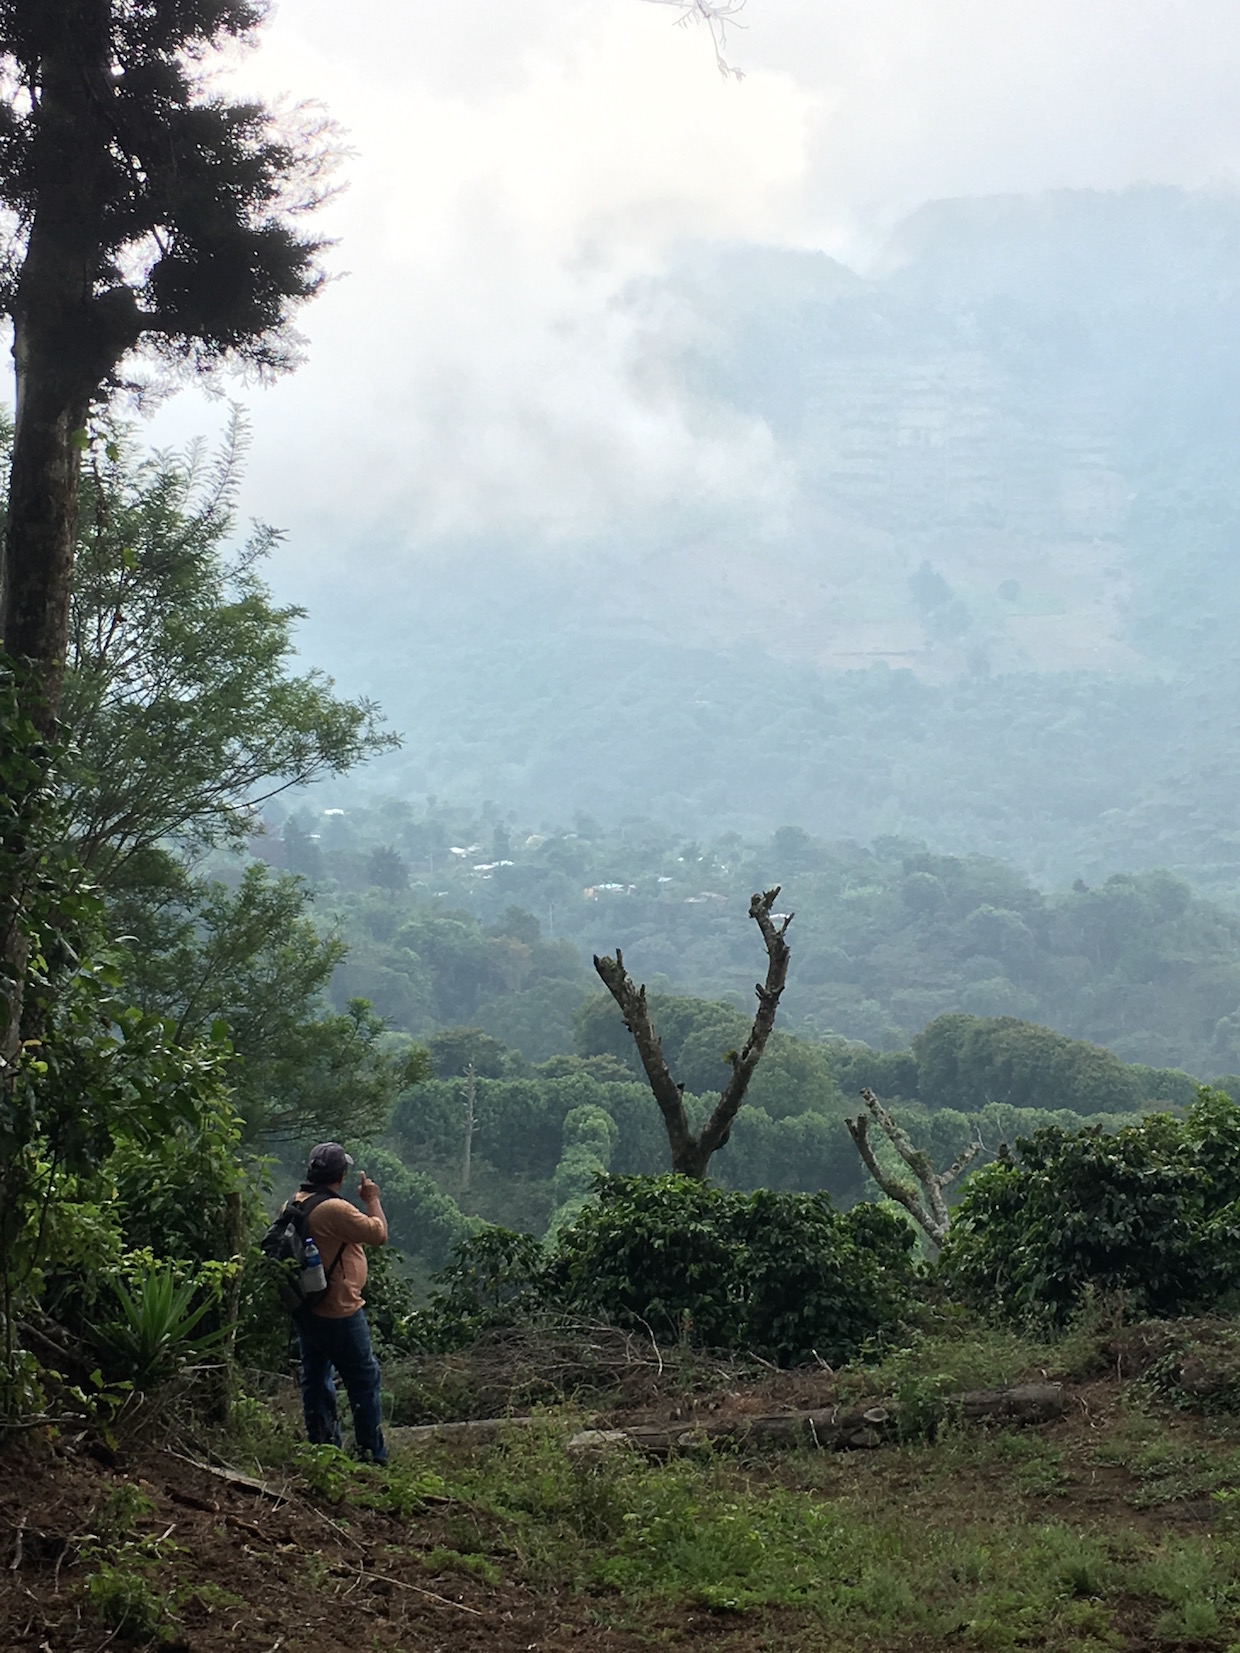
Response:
[255,794,1240,1079]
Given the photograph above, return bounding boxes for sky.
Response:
[145,0,1240,580]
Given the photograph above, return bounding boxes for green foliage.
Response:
[292,1442,356,1503]
[389,1067,665,1183]
[716,1104,865,1200]
[86,1563,173,1642]
[104,1097,251,1265]
[0,666,265,1425]
[80,1483,181,1641]
[940,1087,1240,1321]
[827,1042,921,1102]
[546,1104,619,1235]
[362,1146,472,1269]
[551,1176,743,1347]
[294,786,1240,1079]
[108,849,416,1145]
[914,1013,1145,1116]
[91,1260,231,1384]
[0,700,242,1400]
[327,903,589,1041]
[744,1192,915,1365]
[53,423,409,1147]
[550,1175,914,1364]
[1,991,235,1297]
[288,1441,447,1521]
[367,844,408,892]
[426,1026,517,1079]
[64,419,393,875]
[419,1226,549,1350]
[268,792,1240,1222]
[561,1103,619,1160]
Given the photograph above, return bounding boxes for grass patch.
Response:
[1090,1408,1240,1505]
[78,1482,184,1645]
[395,1416,1240,1648]
[1125,1534,1240,1640]
[229,1311,1240,1650]
[419,1545,502,1585]
[989,1431,1068,1496]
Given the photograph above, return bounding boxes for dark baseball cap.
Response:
[306,1141,354,1184]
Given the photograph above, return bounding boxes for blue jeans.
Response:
[295,1307,387,1464]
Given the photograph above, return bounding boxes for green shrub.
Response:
[551,1175,914,1364]
[418,1177,913,1364]
[553,1176,745,1348]
[940,1088,1240,1322]
[356,1244,421,1355]
[105,1101,252,1265]
[90,1260,230,1384]
[86,1563,172,1641]
[417,1225,548,1349]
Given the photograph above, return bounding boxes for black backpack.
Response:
[259,1191,346,1313]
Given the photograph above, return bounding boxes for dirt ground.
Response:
[0,1367,1228,1653]
[0,1435,678,1653]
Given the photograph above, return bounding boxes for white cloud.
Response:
[146,0,1240,558]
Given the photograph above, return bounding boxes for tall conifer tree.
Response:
[0,0,330,730]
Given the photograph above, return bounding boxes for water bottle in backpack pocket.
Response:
[258,1192,343,1313]
[300,1234,327,1298]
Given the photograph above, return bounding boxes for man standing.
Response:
[292,1141,389,1465]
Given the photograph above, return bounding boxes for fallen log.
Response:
[955,1383,1065,1424]
[387,1382,1063,1457]
[568,1383,1063,1455]
[386,1416,537,1449]
[567,1408,894,1455]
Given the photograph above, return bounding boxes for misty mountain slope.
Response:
[662,186,1240,677]
[297,186,1240,889]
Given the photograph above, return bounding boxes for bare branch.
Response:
[844,1112,940,1244]
[594,887,791,1178]
[940,1138,983,1190]
[592,947,698,1171]
[846,1088,983,1250]
[696,887,791,1165]
[643,0,748,79]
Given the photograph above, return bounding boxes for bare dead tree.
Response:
[845,1088,982,1250]
[643,0,748,79]
[593,887,791,1178]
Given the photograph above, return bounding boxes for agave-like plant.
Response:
[95,1264,232,1385]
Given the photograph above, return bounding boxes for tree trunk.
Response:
[594,887,792,1179]
[461,1063,476,1192]
[0,2,138,1072]
[2,380,88,730]
[1,0,138,732]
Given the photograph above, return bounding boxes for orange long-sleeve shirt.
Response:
[295,1191,388,1318]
